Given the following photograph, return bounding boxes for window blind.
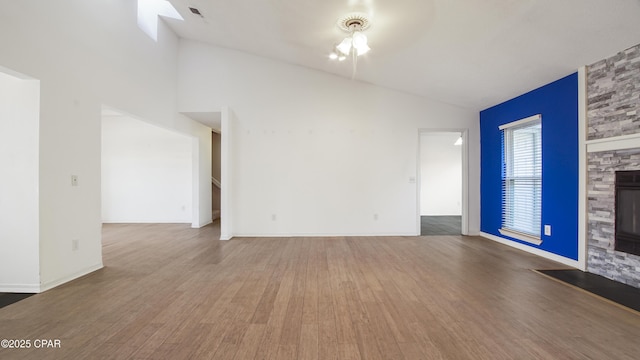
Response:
[501,116,542,238]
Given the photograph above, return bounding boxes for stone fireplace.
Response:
[614,170,640,256]
[587,43,640,288]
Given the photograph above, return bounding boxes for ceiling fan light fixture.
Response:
[337,13,370,33]
[355,42,370,56]
[336,37,352,55]
[330,12,371,77]
[351,31,367,49]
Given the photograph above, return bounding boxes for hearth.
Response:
[615,170,640,257]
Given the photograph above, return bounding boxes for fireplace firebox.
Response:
[615,170,640,257]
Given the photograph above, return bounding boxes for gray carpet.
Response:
[421,216,461,235]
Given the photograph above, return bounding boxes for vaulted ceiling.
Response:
[164,0,640,111]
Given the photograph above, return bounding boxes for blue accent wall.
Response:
[480,73,579,260]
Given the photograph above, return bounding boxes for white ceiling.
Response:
[165,0,640,111]
[181,111,222,131]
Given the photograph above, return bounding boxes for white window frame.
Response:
[498,114,543,245]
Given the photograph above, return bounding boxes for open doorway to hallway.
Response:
[419,131,463,235]
[180,110,231,240]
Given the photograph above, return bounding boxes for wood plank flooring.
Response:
[1,223,639,359]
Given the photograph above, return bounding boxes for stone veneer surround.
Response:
[587,45,640,140]
[587,149,640,288]
[587,43,640,288]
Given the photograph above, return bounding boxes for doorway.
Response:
[418,131,466,235]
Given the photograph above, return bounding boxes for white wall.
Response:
[420,132,462,216]
[102,115,192,223]
[172,113,212,228]
[0,70,40,292]
[0,1,211,291]
[178,41,481,237]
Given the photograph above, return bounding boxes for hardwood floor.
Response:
[1,223,639,359]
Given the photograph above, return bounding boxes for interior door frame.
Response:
[417,128,469,236]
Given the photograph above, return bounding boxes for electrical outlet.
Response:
[374,213,379,221]
[72,239,79,251]
[271,214,277,221]
[544,225,551,236]
[71,175,79,186]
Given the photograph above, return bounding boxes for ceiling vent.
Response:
[189,7,203,17]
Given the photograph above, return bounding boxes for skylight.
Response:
[137,0,183,41]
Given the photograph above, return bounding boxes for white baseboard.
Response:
[231,232,419,238]
[192,219,213,229]
[0,283,41,293]
[480,232,580,268]
[39,262,104,292]
[102,220,192,224]
[219,231,480,241]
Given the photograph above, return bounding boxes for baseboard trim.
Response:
[220,231,483,241]
[0,283,41,293]
[480,232,580,268]
[231,232,419,238]
[192,219,213,229]
[102,220,192,224]
[39,262,104,292]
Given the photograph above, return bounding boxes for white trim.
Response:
[220,106,233,241]
[192,219,213,229]
[577,66,588,271]
[190,137,201,228]
[480,232,581,268]
[461,129,469,236]
[232,232,419,238]
[103,220,192,224]
[498,114,541,130]
[586,132,640,153]
[498,228,542,245]
[39,263,104,292]
[0,283,41,293]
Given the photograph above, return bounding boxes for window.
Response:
[498,115,542,245]
[137,0,183,41]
